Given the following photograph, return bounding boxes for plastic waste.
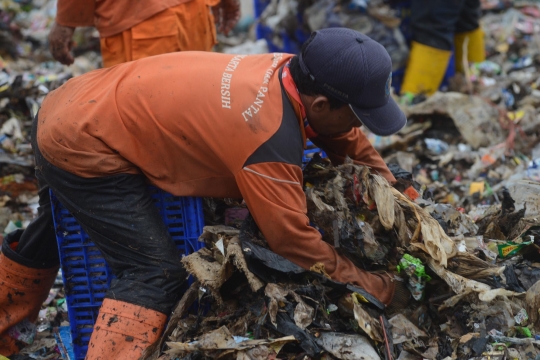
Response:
[506,181,540,218]
[397,254,431,301]
[3,219,23,234]
[424,138,449,155]
[265,283,314,330]
[388,314,428,344]
[43,288,60,305]
[515,326,532,337]
[347,0,368,12]
[514,308,529,325]
[526,280,540,325]
[7,318,36,345]
[527,158,540,181]
[165,326,297,356]
[316,332,380,360]
[351,293,384,342]
[497,240,533,258]
[473,60,502,75]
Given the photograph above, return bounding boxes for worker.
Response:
[48,0,240,67]
[1,28,411,358]
[400,0,485,96]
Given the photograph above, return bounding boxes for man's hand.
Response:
[48,22,76,65]
[212,0,240,35]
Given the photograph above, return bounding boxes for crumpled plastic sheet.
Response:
[316,332,381,360]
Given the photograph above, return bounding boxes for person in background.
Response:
[48,0,240,67]
[400,0,485,96]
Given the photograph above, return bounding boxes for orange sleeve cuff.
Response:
[56,0,95,28]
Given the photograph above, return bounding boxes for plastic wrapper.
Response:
[397,254,431,301]
[497,240,533,258]
[7,318,36,345]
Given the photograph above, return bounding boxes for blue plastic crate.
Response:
[51,187,205,360]
[302,140,325,166]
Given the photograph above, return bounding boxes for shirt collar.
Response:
[281,61,319,139]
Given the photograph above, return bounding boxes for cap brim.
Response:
[350,96,407,136]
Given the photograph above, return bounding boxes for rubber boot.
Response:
[400,41,453,96]
[0,252,59,356]
[454,27,486,73]
[86,298,167,360]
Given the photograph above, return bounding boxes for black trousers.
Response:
[411,0,481,51]
[1,116,186,314]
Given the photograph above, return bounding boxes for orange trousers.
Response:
[100,0,217,68]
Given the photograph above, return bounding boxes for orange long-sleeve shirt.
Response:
[56,0,194,38]
[37,52,395,304]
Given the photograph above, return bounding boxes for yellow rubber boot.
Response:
[86,299,167,360]
[401,41,452,96]
[454,27,486,72]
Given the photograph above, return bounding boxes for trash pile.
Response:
[0,0,101,243]
[258,0,409,67]
[366,2,540,222]
[138,153,540,359]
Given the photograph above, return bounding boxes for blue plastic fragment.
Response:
[54,325,76,360]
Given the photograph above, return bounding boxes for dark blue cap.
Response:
[298,28,407,136]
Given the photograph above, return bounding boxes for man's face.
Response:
[303,95,362,136]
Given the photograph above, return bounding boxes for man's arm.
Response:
[235,161,395,305]
[49,0,95,65]
[310,127,396,184]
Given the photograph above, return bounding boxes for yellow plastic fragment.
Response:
[496,43,509,53]
[469,181,485,196]
[507,110,525,122]
[351,292,369,304]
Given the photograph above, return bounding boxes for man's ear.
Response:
[310,95,329,113]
